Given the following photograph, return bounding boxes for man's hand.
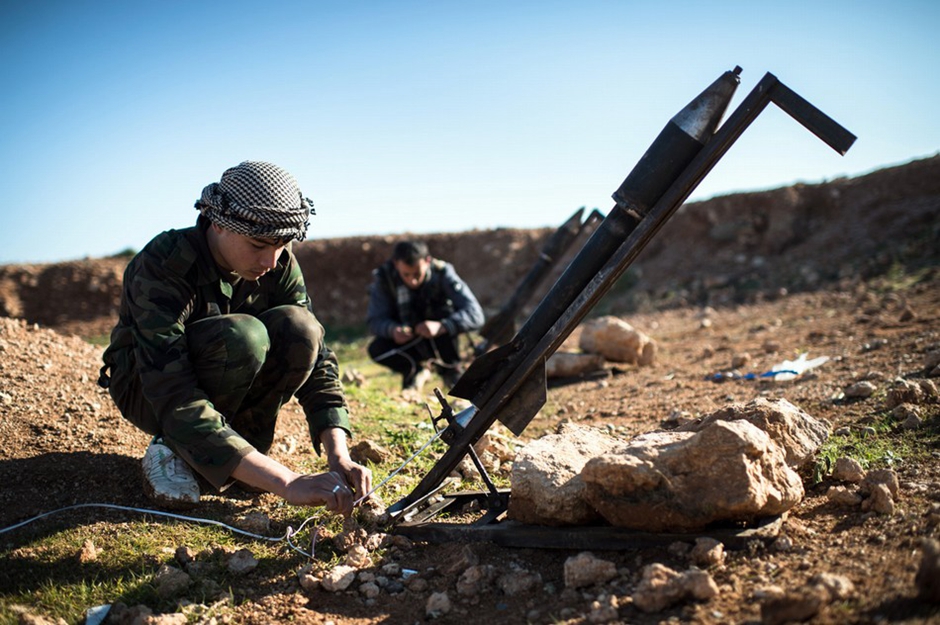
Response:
[392,325,413,344]
[415,320,445,338]
[320,427,374,503]
[230,451,358,516]
[283,471,356,517]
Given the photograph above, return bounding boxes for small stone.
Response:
[832,457,865,483]
[78,539,98,564]
[322,565,358,592]
[827,485,863,507]
[228,549,259,575]
[844,381,876,398]
[426,591,452,618]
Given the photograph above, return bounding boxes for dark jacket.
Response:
[366,258,484,339]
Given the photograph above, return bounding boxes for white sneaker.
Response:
[142,440,201,509]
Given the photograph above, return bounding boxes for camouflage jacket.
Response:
[101,222,350,484]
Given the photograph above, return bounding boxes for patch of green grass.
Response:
[8,333,503,622]
[870,262,935,294]
[85,334,111,347]
[0,520,287,623]
[814,408,940,483]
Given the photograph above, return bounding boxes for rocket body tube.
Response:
[476,207,585,353]
[614,66,741,214]
[451,68,741,411]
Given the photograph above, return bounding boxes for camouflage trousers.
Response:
[114,305,322,455]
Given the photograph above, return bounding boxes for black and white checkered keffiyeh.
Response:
[195,161,313,242]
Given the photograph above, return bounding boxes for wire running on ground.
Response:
[0,426,447,560]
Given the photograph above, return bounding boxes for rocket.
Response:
[389,66,855,518]
[452,67,741,420]
[474,206,587,355]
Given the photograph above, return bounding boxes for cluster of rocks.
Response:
[546,315,656,379]
[303,535,724,620]
[296,528,940,622]
[509,397,826,532]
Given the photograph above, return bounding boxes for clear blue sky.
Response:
[1,0,937,264]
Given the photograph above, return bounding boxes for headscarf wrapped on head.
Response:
[195,161,313,242]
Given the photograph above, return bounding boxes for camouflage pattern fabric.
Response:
[101,218,350,489]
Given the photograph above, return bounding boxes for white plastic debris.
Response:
[768,353,830,382]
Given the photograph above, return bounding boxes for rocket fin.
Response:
[496,360,547,436]
[450,340,517,402]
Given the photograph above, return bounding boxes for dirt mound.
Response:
[2,155,937,338]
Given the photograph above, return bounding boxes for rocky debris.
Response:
[917,538,940,604]
[760,584,830,625]
[832,456,865,482]
[455,563,496,597]
[153,564,192,598]
[7,604,69,625]
[236,510,271,533]
[677,397,831,471]
[845,380,877,398]
[425,591,452,618]
[582,421,804,531]
[344,543,374,568]
[862,468,901,500]
[758,572,855,625]
[690,537,726,568]
[864,483,896,514]
[349,439,391,465]
[508,423,618,525]
[563,552,617,589]
[341,367,366,387]
[497,565,542,595]
[827,485,863,507]
[78,539,98,564]
[825,462,903,515]
[926,350,940,377]
[578,315,656,365]
[321,564,358,592]
[895,403,923,430]
[175,546,196,565]
[887,378,939,409]
[631,563,719,613]
[546,351,606,378]
[227,549,259,575]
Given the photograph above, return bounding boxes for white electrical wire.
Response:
[0,427,446,560]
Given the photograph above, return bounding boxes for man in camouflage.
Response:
[367,240,484,392]
[100,161,371,513]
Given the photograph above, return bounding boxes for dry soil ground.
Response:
[1,156,939,624]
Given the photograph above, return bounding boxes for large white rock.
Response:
[578,316,656,365]
[545,351,606,378]
[507,423,620,526]
[677,397,830,470]
[581,420,804,532]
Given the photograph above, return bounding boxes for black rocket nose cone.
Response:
[671,67,742,143]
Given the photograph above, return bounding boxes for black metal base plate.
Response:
[394,515,782,551]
